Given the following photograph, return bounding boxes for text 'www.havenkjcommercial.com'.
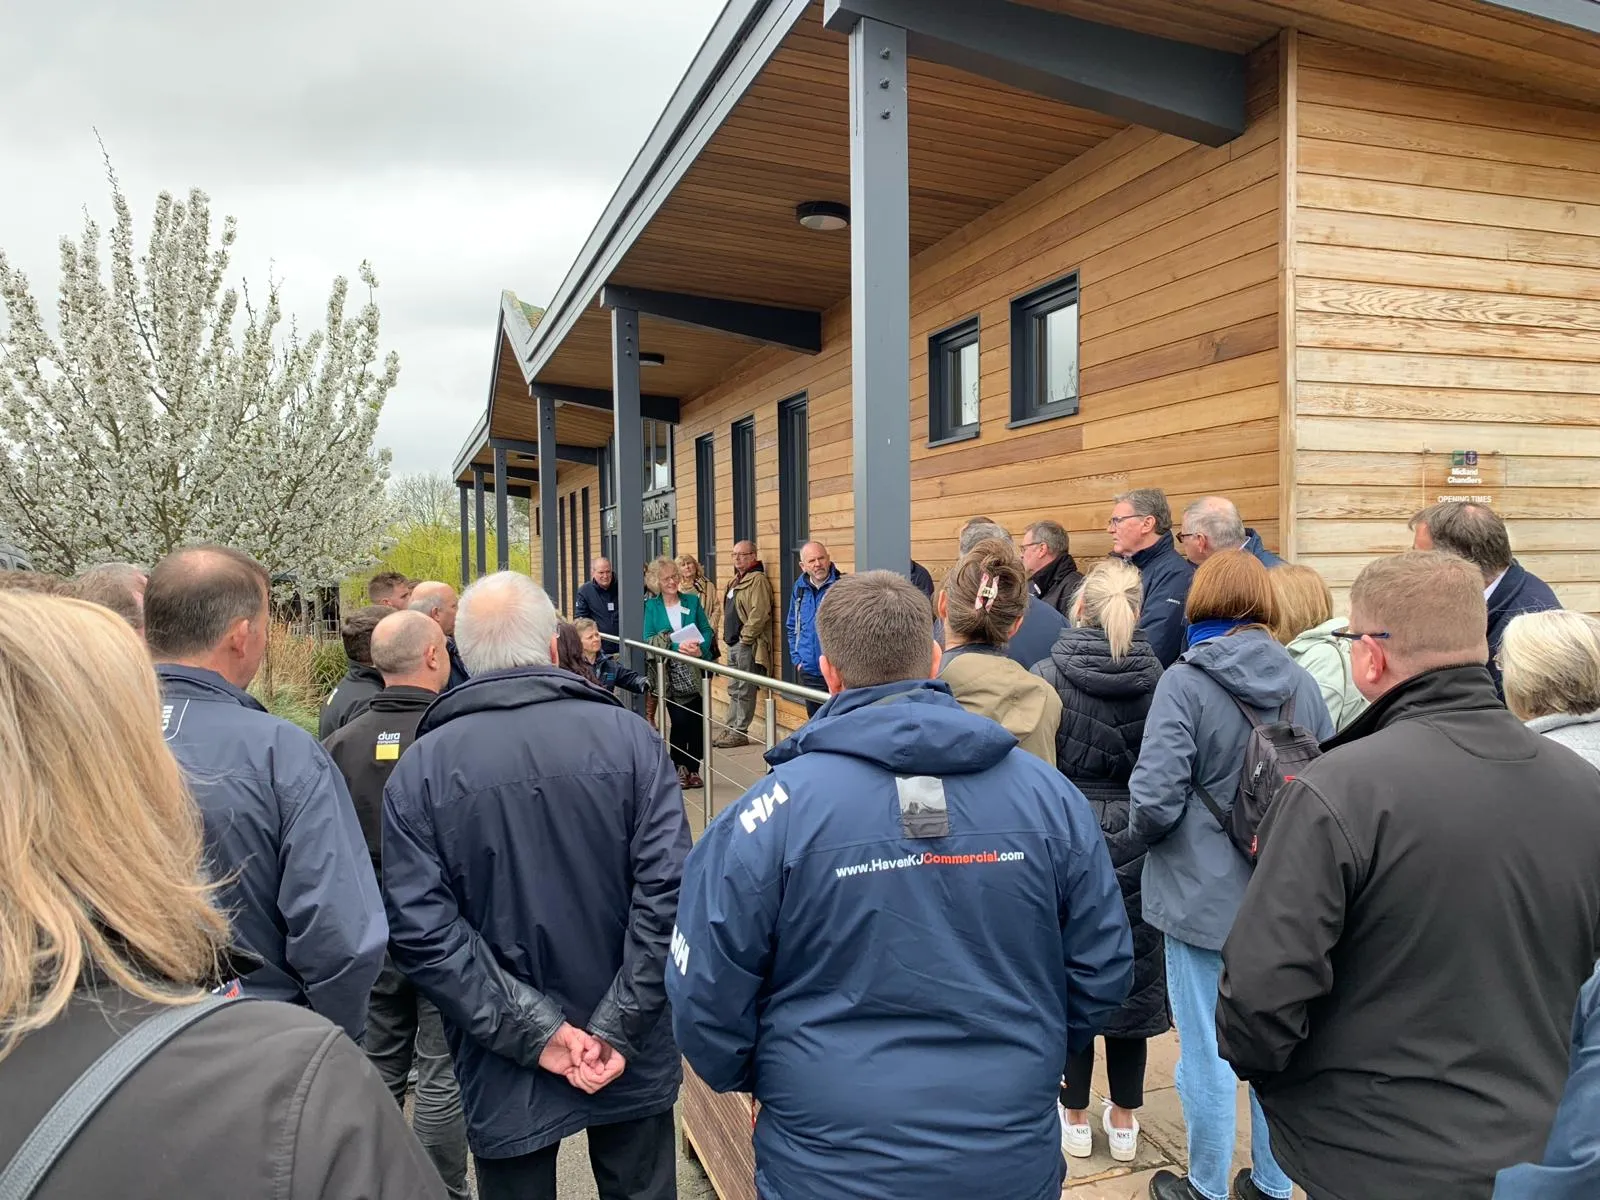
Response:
[835,850,1026,879]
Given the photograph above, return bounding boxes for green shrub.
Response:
[311,639,349,696]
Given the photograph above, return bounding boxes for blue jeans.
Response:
[1165,937,1293,1200]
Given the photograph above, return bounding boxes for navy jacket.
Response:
[786,565,841,676]
[908,560,934,599]
[156,665,386,1042]
[1488,561,1561,693]
[1242,528,1284,569]
[381,667,690,1159]
[445,636,470,690]
[574,578,620,638]
[668,679,1132,1200]
[318,662,385,738]
[1495,960,1600,1199]
[1125,539,1196,668]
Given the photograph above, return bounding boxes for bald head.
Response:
[799,541,832,586]
[372,610,450,692]
[410,580,460,636]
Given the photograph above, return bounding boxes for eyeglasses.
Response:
[1019,541,1043,552]
[1106,514,1145,531]
[1329,628,1391,642]
[1174,531,1198,543]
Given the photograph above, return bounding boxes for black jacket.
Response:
[322,685,435,873]
[909,560,934,599]
[1124,539,1194,668]
[446,637,470,691]
[380,666,690,1158]
[1034,626,1167,1038]
[1218,666,1600,1200]
[318,662,385,738]
[593,651,649,695]
[574,578,620,637]
[0,987,444,1199]
[1029,552,1084,618]
[1487,560,1561,694]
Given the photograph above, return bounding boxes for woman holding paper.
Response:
[644,556,719,789]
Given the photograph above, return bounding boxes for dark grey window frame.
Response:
[731,416,756,545]
[1009,272,1081,427]
[695,433,717,585]
[928,315,982,447]
[777,393,809,684]
[557,493,569,614]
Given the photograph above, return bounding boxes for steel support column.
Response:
[473,468,487,579]
[459,485,470,588]
[538,393,560,596]
[493,447,510,571]
[848,17,911,573]
[612,305,646,680]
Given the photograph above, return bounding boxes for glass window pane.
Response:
[958,340,980,427]
[653,424,671,492]
[1042,302,1079,405]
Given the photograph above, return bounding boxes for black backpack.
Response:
[1193,688,1322,864]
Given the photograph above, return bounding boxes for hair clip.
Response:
[974,572,999,612]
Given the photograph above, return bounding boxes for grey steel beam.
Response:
[823,0,1246,146]
[500,467,541,486]
[459,485,470,589]
[612,306,647,680]
[846,17,912,574]
[473,468,487,579]
[1477,0,1600,33]
[530,382,681,424]
[493,447,510,571]
[599,284,822,354]
[488,436,600,466]
[538,392,560,598]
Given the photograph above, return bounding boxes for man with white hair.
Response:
[76,560,148,631]
[409,579,469,689]
[1178,496,1284,569]
[381,572,690,1200]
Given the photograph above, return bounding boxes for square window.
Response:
[1010,273,1080,425]
[928,317,981,445]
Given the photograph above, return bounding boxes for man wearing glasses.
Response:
[1217,551,1600,1200]
[1107,487,1194,667]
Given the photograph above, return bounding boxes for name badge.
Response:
[607,602,615,611]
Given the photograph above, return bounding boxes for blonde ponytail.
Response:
[1072,559,1143,661]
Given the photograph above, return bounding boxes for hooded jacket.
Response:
[156,665,387,1043]
[667,679,1132,1200]
[1123,539,1195,668]
[1127,628,1332,951]
[1029,551,1084,617]
[318,661,385,738]
[1217,666,1600,1200]
[1494,959,1600,1199]
[380,666,690,1159]
[1488,560,1561,693]
[938,642,1063,763]
[1241,528,1284,569]
[725,563,775,670]
[786,564,841,676]
[1527,710,1600,772]
[1034,627,1168,1039]
[1285,616,1368,732]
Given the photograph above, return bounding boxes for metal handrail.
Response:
[620,637,830,704]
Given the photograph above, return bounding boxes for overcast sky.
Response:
[0,0,726,475]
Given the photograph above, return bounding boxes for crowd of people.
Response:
[1,489,1598,1200]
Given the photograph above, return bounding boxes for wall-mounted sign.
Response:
[643,492,677,526]
[1425,450,1501,506]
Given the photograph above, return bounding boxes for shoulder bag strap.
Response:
[0,995,246,1200]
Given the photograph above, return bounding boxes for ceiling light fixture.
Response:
[640,352,666,367]
[796,201,850,232]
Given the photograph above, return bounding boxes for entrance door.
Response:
[777,393,809,683]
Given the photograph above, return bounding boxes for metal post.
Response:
[656,660,669,737]
[848,17,911,572]
[701,667,715,826]
[493,447,510,571]
[612,306,646,678]
[473,468,487,579]
[458,484,470,588]
[539,392,560,594]
[764,690,778,751]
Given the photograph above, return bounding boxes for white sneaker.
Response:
[1059,1104,1093,1159]
[1102,1102,1139,1163]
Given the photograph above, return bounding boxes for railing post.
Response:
[701,668,715,827]
[764,690,778,752]
[656,660,669,737]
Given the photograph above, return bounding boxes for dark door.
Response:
[695,433,717,587]
[777,394,809,682]
[731,417,755,545]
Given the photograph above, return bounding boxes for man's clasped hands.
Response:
[538,1022,628,1094]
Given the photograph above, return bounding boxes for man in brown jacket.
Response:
[716,540,775,747]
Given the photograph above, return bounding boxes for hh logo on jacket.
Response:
[739,781,789,834]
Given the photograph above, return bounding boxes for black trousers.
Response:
[475,1110,677,1200]
[797,669,827,717]
[666,693,704,773]
[1061,1035,1149,1111]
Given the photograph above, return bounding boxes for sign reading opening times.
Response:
[1425,450,1500,506]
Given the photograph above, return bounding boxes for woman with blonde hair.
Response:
[1033,558,1164,1164]
[1270,563,1366,731]
[1501,609,1600,770]
[0,593,442,1197]
[676,552,712,606]
[936,537,1062,762]
[644,555,719,789]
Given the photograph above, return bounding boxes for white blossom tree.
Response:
[0,167,398,580]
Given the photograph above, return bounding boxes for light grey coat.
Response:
[1526,710,1600,771]
[1129,627,1334,952]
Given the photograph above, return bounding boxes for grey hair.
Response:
[1113,488,1173,537]
[456,572,559,674]
[958,520,1013,555]
[1025,520,1069,558]
[1182,497,1246,550]
[408,594,444,617]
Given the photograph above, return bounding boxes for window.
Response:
[731,417,756,545]
[580,487,591,592]
[695,434,717,585]
[1010,273,1080,425]
[928,317,981,444]
[557,494,569,614]
[777,395,809,683]
[598,437,617,565]
[568,492,580,613]
[642,419,673,494]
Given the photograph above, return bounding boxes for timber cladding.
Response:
[1290,37,1600,613]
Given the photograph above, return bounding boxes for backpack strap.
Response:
[0,995,246,1200]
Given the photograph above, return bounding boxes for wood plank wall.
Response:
[1290,38,1600,613]
[676,44,1285,597]
[538,465,600,617]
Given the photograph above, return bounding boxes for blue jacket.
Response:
[1241,528,1284,569]
[155,665,386,1042]
[381,666,690,1159]
[446,636,470,690]
[1496,960,1600,1199]
[1125,539,1196,667]
[786,565,841,676]
[667,679,1132,1200]
[1489,561,1561,694]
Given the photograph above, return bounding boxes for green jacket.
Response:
[1286,616,1368,732]
[644,592,718,658]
